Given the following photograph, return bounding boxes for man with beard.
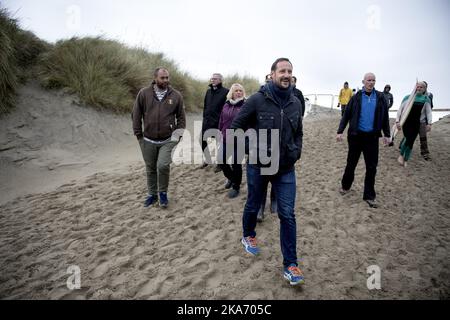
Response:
[231,58,305,286]
[132,67,186,208]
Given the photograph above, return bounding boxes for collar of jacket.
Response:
[150,82,173,97]
[209,83,223,90]
[261,83,295,108]
[227,98,245,106]
[355,89,383,102]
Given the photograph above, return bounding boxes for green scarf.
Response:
[402,93,430,105]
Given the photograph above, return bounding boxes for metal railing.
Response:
[304,94,339,111]
[304,93,450,113]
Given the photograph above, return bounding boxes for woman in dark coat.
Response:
[218,83,246,198]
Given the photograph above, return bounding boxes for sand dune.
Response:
[0,85,449,299]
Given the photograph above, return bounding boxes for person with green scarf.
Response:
[396,82,432,167]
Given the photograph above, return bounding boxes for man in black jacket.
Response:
[231,58,304,286]
[292,76,305,117]
[199,73,229,169]
[336,72,390,208]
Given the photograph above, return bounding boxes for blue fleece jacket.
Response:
[358,89,377,132]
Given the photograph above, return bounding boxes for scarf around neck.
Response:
[229,97,244,105]
[402,93,430,105]
[268,81,293,107]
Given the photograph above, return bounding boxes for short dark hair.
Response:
[292,76,297,82]
[153,67,168,78]
[344,81,348,85]
[271,58,292,72]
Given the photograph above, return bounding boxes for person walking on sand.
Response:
[418,81,434,160]
[218,83,246,199]
[132,67,186,208]
[199,73,229,170]
[383,84,395,146]
[396,81,432,167]
[336,73,390,208]
[231,57,305,286]
[383,84,394,109]
[256,75,305,222]
[338,82,353,117]
[292,76,306,117]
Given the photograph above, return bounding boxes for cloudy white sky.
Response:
[3,0,449,109]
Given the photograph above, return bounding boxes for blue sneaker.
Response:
[159,192,168,208]
[241,236,260,256]
[144,194,157,207]
[283,264,305,285]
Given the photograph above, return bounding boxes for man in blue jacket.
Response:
[230,57,304,286]
[336,72,390,208]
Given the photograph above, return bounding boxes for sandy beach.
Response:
[0,84,449,299]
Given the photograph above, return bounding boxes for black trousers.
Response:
[200,125,216,164]
[219,163,242,190]
[218,142,242,190]
[341,132,379,200]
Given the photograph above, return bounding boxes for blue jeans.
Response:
[242,164,297,267]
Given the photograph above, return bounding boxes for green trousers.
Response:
[139,139,177,195]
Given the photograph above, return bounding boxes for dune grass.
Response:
[38,37,262,113]
[223,74,261,97]
[0,8,50,116]
[1,7,260,116]
[38,37,211,113]
[0,21,17,116]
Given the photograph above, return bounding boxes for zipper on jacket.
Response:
[157,99,160,137]
[280,108,284,150]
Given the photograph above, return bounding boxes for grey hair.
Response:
[363,72,376,80]
[212,73,223,81]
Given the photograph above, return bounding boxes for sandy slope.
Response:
[0,85,449,299]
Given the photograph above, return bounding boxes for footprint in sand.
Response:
[182,256,209,275]
[206,269,223,289]
[135,275,174,298]
[92,260,109,278]
[303,221,320,235]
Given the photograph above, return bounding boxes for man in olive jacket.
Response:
[132,67,186,208]
[200,73,229,168]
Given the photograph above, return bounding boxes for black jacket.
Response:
[337,90,390,137]
[293,86,305,117]
[230,84,303,173]
[202,83,229,130]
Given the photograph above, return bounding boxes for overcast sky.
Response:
[3,0,449,109]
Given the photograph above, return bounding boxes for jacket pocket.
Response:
[280,142,300,168]
[258,113,275,129]
[287,111,299,132]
